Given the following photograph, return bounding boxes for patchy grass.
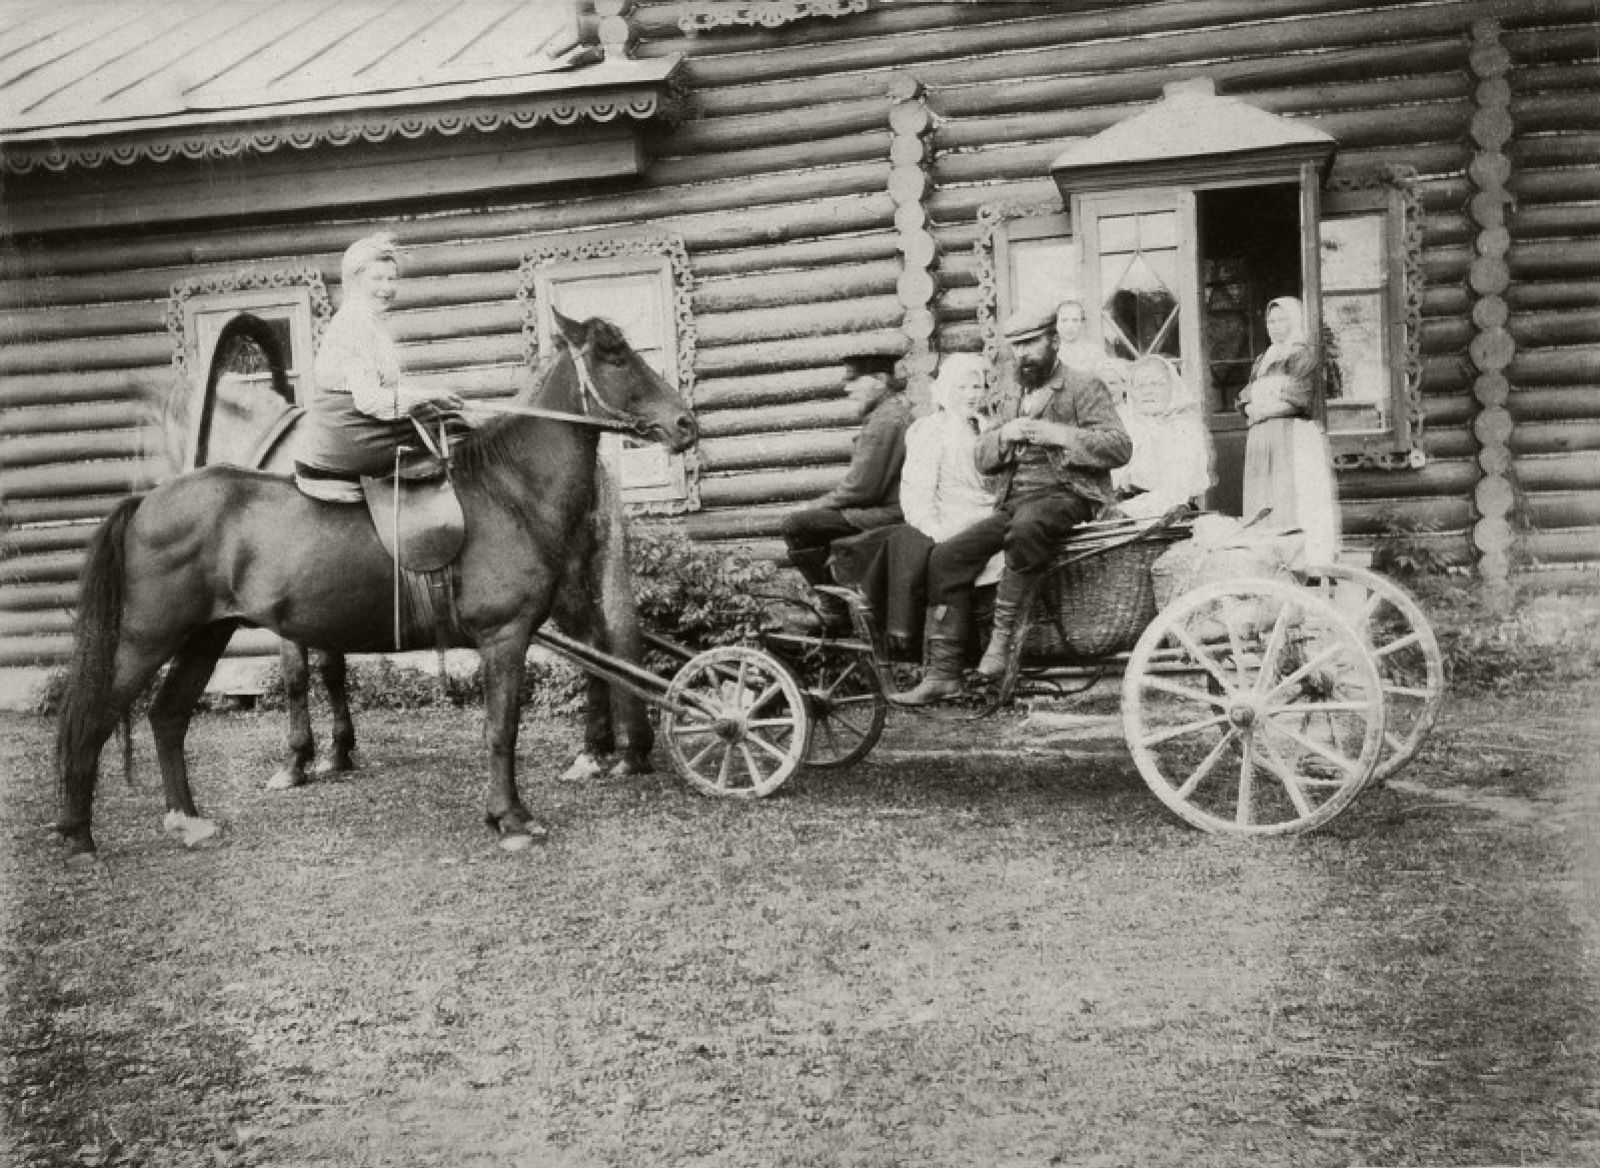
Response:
[2,679,1598,1167]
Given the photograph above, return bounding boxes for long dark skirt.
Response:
[830,523,936,656]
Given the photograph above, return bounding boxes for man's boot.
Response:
[891,604,968,706]
[975,568,1038,680]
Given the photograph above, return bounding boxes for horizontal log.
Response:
[1503,22,1600,64]
[695,296,904,348]
[1423,287,1472,319]
[695,367,845,409]
[0,581,77,613]
[934,285,983,319]
[1328,143,1472,182]
[650,98,888,156]
[691,230,901,280]
[1506,281,1600,312]
[1421,318,1473,356]
[0,493,128,526]
[1339,457,1478,500]
[1424,397,1474,428]
[1508,386,1600,424]
[0,400,148,437]
[408,364,528,400]
[388,302,524,345]
[1509,239,1600,280]
[398,334,525,374]
[0,458,160,500]
[1509,133,1600,171]
[694,329,906,378]
[1516,452,1600,492]
[937,322,984,352]
[700,429,856,474]
[1522,527,1600,564]
[1510,310,1600,348]
[0,634,72,668]
[0,332,172,377]
[1510,420,1600,457]
[0,367,170,409]
[692,260,901,315]
[1342,497,1474,535]
[0,300,166,344]
[931,223,980,256]
[1512,91,1600,134]
[1423,245,1472,285]
[683,503,795,543]
[933,141,1080,187]
[1509,205,1600,243]
[0,549,85,586]
[1509,62,1600,96]
[1525,494,1600,531]
[928,39,1467,121]
[698,466,841,509]
[650,129,892,187]
[927,179,1062,228]
[1510,167,1600,205]
[1508,348,1600,386]
[1421,355,1474,396]
[0,523,97,556]
[698,399,856,439]
[1418,429,1477,461]
[1422,212,1474,249]
[1511,564,1600,591]
[0,608,71,639]
[1,429,145,471]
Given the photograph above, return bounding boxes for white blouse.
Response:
[899,411,996,544]
[312,303,432,420]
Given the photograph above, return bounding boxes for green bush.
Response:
[629,523,788,651]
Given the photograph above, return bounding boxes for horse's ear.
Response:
[551,308,587,349]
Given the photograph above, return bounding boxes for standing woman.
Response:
[1238,296,1341,566]
[295,232,463,494]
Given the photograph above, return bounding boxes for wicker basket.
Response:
[1020,536,1178,661]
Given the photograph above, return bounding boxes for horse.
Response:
[256,393,654,792]
[55,310,696,863]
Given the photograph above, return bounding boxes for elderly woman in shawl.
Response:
[295,232,463,491]
[1237,295,1341,565]
[831,352,1001,654]
[1112,355,1215,519]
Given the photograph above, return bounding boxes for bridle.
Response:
[463,342,644,434]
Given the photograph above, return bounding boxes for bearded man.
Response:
[892,304,1131,706]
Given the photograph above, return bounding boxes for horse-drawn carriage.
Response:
[628,511,1444,838]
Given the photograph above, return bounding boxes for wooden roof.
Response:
[0,1,680,171]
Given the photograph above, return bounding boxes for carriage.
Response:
[614,510,1445,838]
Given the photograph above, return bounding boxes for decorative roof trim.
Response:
[680,1,870,32]
[4,85,680,175]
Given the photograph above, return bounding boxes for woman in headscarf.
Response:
[1112,355,1215,519]
[1237,295,1341,565]
[295,232,463,491]
[831,352,1001,655]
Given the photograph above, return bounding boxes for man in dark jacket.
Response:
[894,305,1131,705]
[782,354,914,629]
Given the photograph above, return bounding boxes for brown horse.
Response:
[55,311,695,862]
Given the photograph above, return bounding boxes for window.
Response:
[166,270,331,471]
[518,235,699,513]
[974,204,1078,372]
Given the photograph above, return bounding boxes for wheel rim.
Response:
[1122,579,1386,836]
[662,646,809,799]
[1300,564,1445,781]
[801,647,887,769]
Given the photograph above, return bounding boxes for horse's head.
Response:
[553,310,698,453]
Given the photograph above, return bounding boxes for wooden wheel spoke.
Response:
[1374,630,1423,658]
[747,732,794,765]
[1267,716,1362,777]
[1383,683,1433,700]
[669,721,719,737]
[1141,711,1231,749]
[1226,620,1250,685]
[821,707,870,740]
[1235,737,1256,826]
[816,719,842,756]
[1173,728,1240,800]
[1264,639,1352,704]
[1143,675,1227,708]
[685,737,722,772]
[737,743,767,787]
[746,716,797,730]
[715,744,734,788]
[1255,737,1317,818]
[1170,622,1237,693]
[1253,600,1296,693]
[744,680,785,717]
[1385,729,1408,754]
[1266,700,1372,717]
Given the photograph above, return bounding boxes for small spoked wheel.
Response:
[1122,578,1385,836]
[799,645,888,768]
[1298,563,1445,783]
[662,646,810,799]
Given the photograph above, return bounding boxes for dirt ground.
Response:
[2,679,1597,1168]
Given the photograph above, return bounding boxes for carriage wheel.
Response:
[1299,563,1445,783]
[661,646,810,799]
[1122,578,1385,836]
[799,645,888,768]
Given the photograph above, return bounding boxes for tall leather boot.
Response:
[891,604,969,706]
[975,568,1039,680]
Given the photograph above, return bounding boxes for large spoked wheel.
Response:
[798,645,888,768]
[661,646,810,799]
[1298,563,1445,783]
[1122,578,1386,836]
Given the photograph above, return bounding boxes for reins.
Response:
[461,343,641,434]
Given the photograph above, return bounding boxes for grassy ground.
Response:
[2,674,1597,1167]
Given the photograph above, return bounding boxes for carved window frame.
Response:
[1322,166,1427,470]
[164,267,333,471]
[973,201,1075,375]
[516,233,699,515]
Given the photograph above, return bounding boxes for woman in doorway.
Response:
[1113,355,1215,519]
[1055,297,1130,402]
[295,232,463,491]
[1237,296,1341,565]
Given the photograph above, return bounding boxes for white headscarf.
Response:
[1125,355,1197,420]
[930,352,989,421]
[340,232,400,288]
[1262,296,1308,365]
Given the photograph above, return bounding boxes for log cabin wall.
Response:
[1,0,1597,684]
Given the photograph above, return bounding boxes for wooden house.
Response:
[2,0,1597,703]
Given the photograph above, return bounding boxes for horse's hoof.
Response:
[265,768,304,791]
[163,812,219,849]
[313,754,356,777]
[560,753,605,783]
[609,756,653,778]
[64,849,100,871]
[498,833,537,853]
[487,812,549,850]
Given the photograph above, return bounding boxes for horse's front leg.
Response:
[313,648,357,776]
[479,625,546,850]
[266,640,314,790]
[150,623,234,848]
[560,673,615,782]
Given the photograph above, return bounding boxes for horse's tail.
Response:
[56,496,143,839]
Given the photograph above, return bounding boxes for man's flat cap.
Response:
[1001,304,1058,343]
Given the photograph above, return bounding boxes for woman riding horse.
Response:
[55,307,696,863]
